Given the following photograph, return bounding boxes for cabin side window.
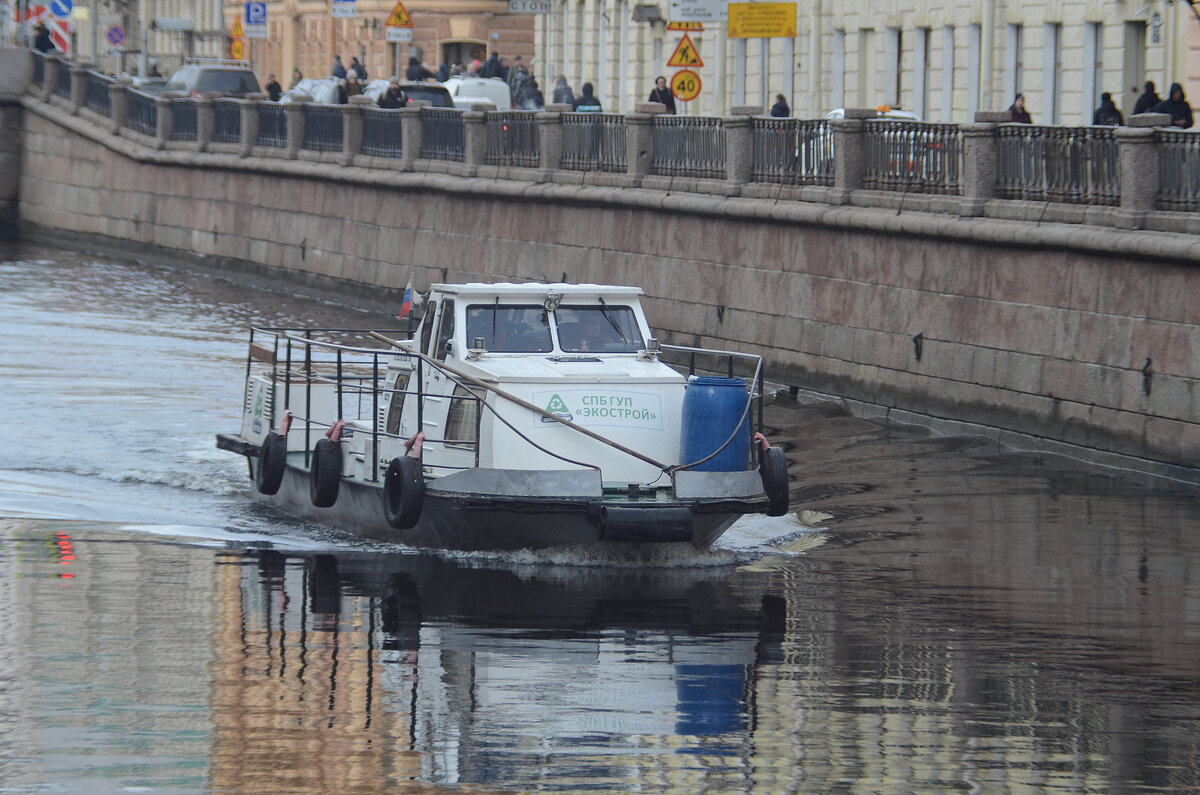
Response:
[385,371,410,435]
[444,384,479,448]
[419,301,437,359]
[435,299,455,362]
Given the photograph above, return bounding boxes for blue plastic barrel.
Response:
[679,376,750,471]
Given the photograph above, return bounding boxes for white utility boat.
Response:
[216,283,789,550]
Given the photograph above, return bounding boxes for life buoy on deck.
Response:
[759,445,790,517]
[255,433,287,495]
[382,456,424,530]
[309,438,342,507]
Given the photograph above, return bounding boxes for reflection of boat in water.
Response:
[215,546,784,788]
[217,283,789,551]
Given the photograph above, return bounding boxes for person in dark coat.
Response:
[406,56,433,82]
[33,22,54,53]
[378,81,407,109]
[349,57,367,81]
[770,93,790,117]
[1133,81,1161,116]
[481,52,505,79]
[648,76,676,114]
[1009,93,1032,123]
[1156,83,1194,128]
[552,76,574,106]
[264,73,282,102]
[331,55,347,79]
[436,63,449,83]
[1092,92,1123,126]
[572,82,602,112]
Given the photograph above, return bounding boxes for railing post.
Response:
[153,95,173,148]
[69,64,90,115]
[399,103,425,170]
[960,111,1006,216]
[726,105,758,194]
[108,79,130,134]
[195,94,214,152]
[463,104,489,175]
[284,94,309,159]
[535,107,564,180]
[239,93,264,156]
[1116,113,1170,229]
[625,103,663,186]
[42,54,60,101]
[830,107,874,204]
[344,94,371,163]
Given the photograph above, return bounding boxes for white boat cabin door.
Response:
[412,297,479,476]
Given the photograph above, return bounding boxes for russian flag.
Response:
[399,276,414,318]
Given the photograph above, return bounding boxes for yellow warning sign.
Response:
[671,69,701,102]
[666,21,704,31]
[727,3,796,39]
[666,33,703,68]
[230,17,244,38]
[384,0,413,27]
[230,39,245,60]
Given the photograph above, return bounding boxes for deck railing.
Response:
[126,89,157,136]
[997,125,1119,206]
[750,118,833,186]
[303,104,343,152]
[421,108,465,161]
[32,51,46,87]
[257,104,287,148]
[54,67,71,100]
[171,99,197,141]
[651,116,726,179]
[361,108,403,158]
[212,99,241,144]
[1156,130,1200,211]
[84,70,111,116]
[561,113,626,172]
[864,120,962,194]
[485,112,539,167]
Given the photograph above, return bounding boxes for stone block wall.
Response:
[15,103,1200,472]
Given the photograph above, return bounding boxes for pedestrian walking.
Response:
[770,94,790,117]
[516,79,544,110]
[264,73,282,102]
[33,22,53,53]
[552,76,574,106]
[344,73,362,99]
[349,57,368,81]
[1092,93,1123,126]
[378,81,407,109]
[406,56,434,82]
[1009,93,1032,123]
[1156,83,1194,128]
[331,55,347,79]
[290,68,303,88]
[572,82,602,112]
[649,76,676,114]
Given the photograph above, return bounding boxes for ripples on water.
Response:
[1,243,1199,793]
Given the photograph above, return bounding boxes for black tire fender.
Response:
[382,456,424,530]
[255,433,287,495]
[309,438,342,508]
[760,445,789,517]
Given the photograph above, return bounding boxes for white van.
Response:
[442,76,512,110]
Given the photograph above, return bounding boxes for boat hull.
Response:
[248,457,758,551]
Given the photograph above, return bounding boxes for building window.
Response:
[884,27,902,107]
[1004,23,1023,104]
[1043,23,1062,124]
[833,29,846,110]
[941,26,955,121]
[968,23,981,116]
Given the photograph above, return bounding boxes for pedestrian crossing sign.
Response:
[384,0,413,27]
[667,33,703,68]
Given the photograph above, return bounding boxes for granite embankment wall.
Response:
[5,73,1198,473]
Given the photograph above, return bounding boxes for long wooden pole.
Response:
[368,331,670,472]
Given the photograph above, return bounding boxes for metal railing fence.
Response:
[361,109,403,158]
[864,120,962,194]
[126,89,157,136]
[171,99,197,141]
[212,99,241,144]
[561,113,626,172]
[54,67,71,99]
[303,104,343,152]
[1156,130,1200,211]
[485,112,539,167]
[257,103,287,148]
[650,115,726,179]
[84,70,111,116]
[750,118,833,186]
[421,108,465,161]
[33,51,46,87]
[996,124,1119,205]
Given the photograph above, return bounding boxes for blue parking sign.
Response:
[245,2,267,25]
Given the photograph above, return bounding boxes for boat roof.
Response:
[431,283,645,300]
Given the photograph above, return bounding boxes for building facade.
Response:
[533,0,1200,120]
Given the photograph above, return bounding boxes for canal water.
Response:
[1,242,1198,793]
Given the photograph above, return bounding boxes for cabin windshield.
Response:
[554,305,644,353]
[465,304,553,352]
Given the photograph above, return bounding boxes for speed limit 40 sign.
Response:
[671,70,701,102]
